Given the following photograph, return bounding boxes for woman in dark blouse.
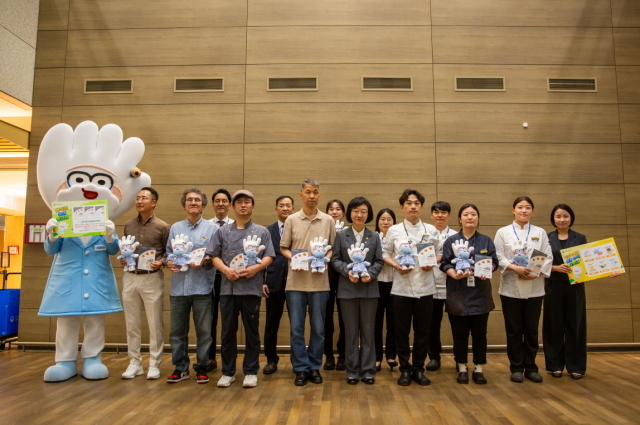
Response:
[440,204,498,385]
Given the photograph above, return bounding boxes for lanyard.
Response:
[403,221,429,243]
[511,223,531,242]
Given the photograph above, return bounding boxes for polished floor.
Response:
[1,348,639,424]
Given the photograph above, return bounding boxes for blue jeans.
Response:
[170,294,212,373]
[286,290,329,372]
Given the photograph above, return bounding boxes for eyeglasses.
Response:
[213,199,229,205]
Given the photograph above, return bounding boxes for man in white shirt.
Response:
[206,188,235,371]
[426,201,452,372]
[382,189,441,387]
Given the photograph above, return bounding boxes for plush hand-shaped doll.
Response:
[117,235,140,272]
[308,237,332,273]
[243,235,266,266]
[335,221,345,231]
[509,240,529,268]
[347,242,371,279]
[37,121,150,382]
[395,240,416,270]
[451,239,475,275]
[167,234,193,271]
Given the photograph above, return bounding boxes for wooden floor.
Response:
[1,349,640,425]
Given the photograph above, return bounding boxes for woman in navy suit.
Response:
[330,197,384,385]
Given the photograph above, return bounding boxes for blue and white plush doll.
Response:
[509,240,529,268]
[395,239,416,270]
[451,239,474,274]
[308,237,332,273]
[167,234,193,271]
[347,242,370,279]
[117,235,140,272]
[243,235,265,266]
[37,121,150,382]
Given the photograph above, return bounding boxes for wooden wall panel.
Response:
[620,105,640,143]
[585,273,631,309]
[18,309,51,342]
[436,144,623,184]
[626,226,640,267]
[28,107,62,148]
[612,0,640,27]
[34,30,67,68]
[630,268,640,309]
[244,143,436,185]
[621,145,640,183]
[625,185,640,226]
[431,0,612,27]
[635,310,640,342]
[68,0,247,29]
[32,68,65,107]
[435,103,621,144]
[246,64,434,103]
[245,103,434,145]
[433,65,618,104]
[614,29,640,66]
[587,310,633,343]
[38,0,69,31]
[247,26,432,64]
[433,27,615,66]
[19,266,49,309]
[66,27,246,68]
[616,66,640,104]
[62,65,246,106]
[248,0,430,26]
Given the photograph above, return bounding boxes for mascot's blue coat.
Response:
[39,235,123,316]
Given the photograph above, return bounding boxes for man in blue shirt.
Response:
[166,188,216,384]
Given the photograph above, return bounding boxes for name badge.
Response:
[95,245,106,251]
[479,249,488,254]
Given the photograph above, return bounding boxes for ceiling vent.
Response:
[174,78,224,92]
[455,77,505,92]
[84,79,133,94]
[362,77,412,91]
[548,78,597,93]
[267,77,318,91]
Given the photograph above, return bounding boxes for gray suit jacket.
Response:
[330,227,383,299]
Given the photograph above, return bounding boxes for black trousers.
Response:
[374,281,396,362]
[428,298,446,361]
[448,312,489,365]
[543,280,587,374]
[394,294,433,373]
[208,272,222,359]
[263,289,287,364]
[501,295,543,373]
[220,295,261,376]
[324,268,345,360]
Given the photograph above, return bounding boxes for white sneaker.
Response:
[243,374,258,388]
[147,366,161,380]
[217,375,235,387]
[122,364,144,379]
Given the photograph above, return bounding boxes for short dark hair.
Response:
[512,196,534,209]
[212,188,232,203]
[375,208,397,232]
[550,204,575,227]
[140,187,159,201]
[345,197,374,224]
[325,199,345,213]
[431,201,451,213]
[275,195,294,206]
[181,187,207,207]
[399,189,425,206]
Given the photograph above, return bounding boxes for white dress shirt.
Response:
[495,221,553,299]
[382,219,441,298]
[377,232,394,283]
[432,226,453,300]
[208,216,235,228]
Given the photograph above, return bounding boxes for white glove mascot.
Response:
[37,121,150,382]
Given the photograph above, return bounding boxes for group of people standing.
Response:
[118,179,615,389]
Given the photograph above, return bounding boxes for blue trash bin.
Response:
[0,289,20,337]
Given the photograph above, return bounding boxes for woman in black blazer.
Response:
[543,204,618,380]
[330,197,384,385]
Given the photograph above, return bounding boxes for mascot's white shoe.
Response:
[81,354,109,380]
[44,361,78,382]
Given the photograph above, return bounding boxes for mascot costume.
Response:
[37,121,150,382]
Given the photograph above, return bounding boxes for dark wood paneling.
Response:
[612,0,640,27]
[32,68,65,107]
[617,66,640,104]
[17,309,50,342]
[614,29,640,66]
[37,0,69,31]
[34,30,67,68]
[620,105,640,143]
[587,309,633,343]
[621,145,640,183]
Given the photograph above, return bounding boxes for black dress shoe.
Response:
[375,363,382,372]
[335,359,346,371]
[525,371,543,383]
[397,371,412,386]
[346,377,359,385]
[309,370,323,384]
[205,359,217,372]
[411,370,431,386]
[426,359,441,371]
[456,371,469,384]
[294,371,309,386]
[362,377,375,385]
[263,363,277,375]
[323,358,336,370]
[472,372,487,385]
[510,372,523,383]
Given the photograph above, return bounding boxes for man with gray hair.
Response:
[280,179,336,386]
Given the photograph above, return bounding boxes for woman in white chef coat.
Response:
[494,196,552,384]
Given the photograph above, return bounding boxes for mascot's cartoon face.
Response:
[398,241,413,255]
[173,242,189,256]
[513,248,528,261]
[311,244,330,259]
[120,243,135,256]
[457,246,470,260]
[37,121,150,220]
[350,247,366,262]
[245,244,260,259]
